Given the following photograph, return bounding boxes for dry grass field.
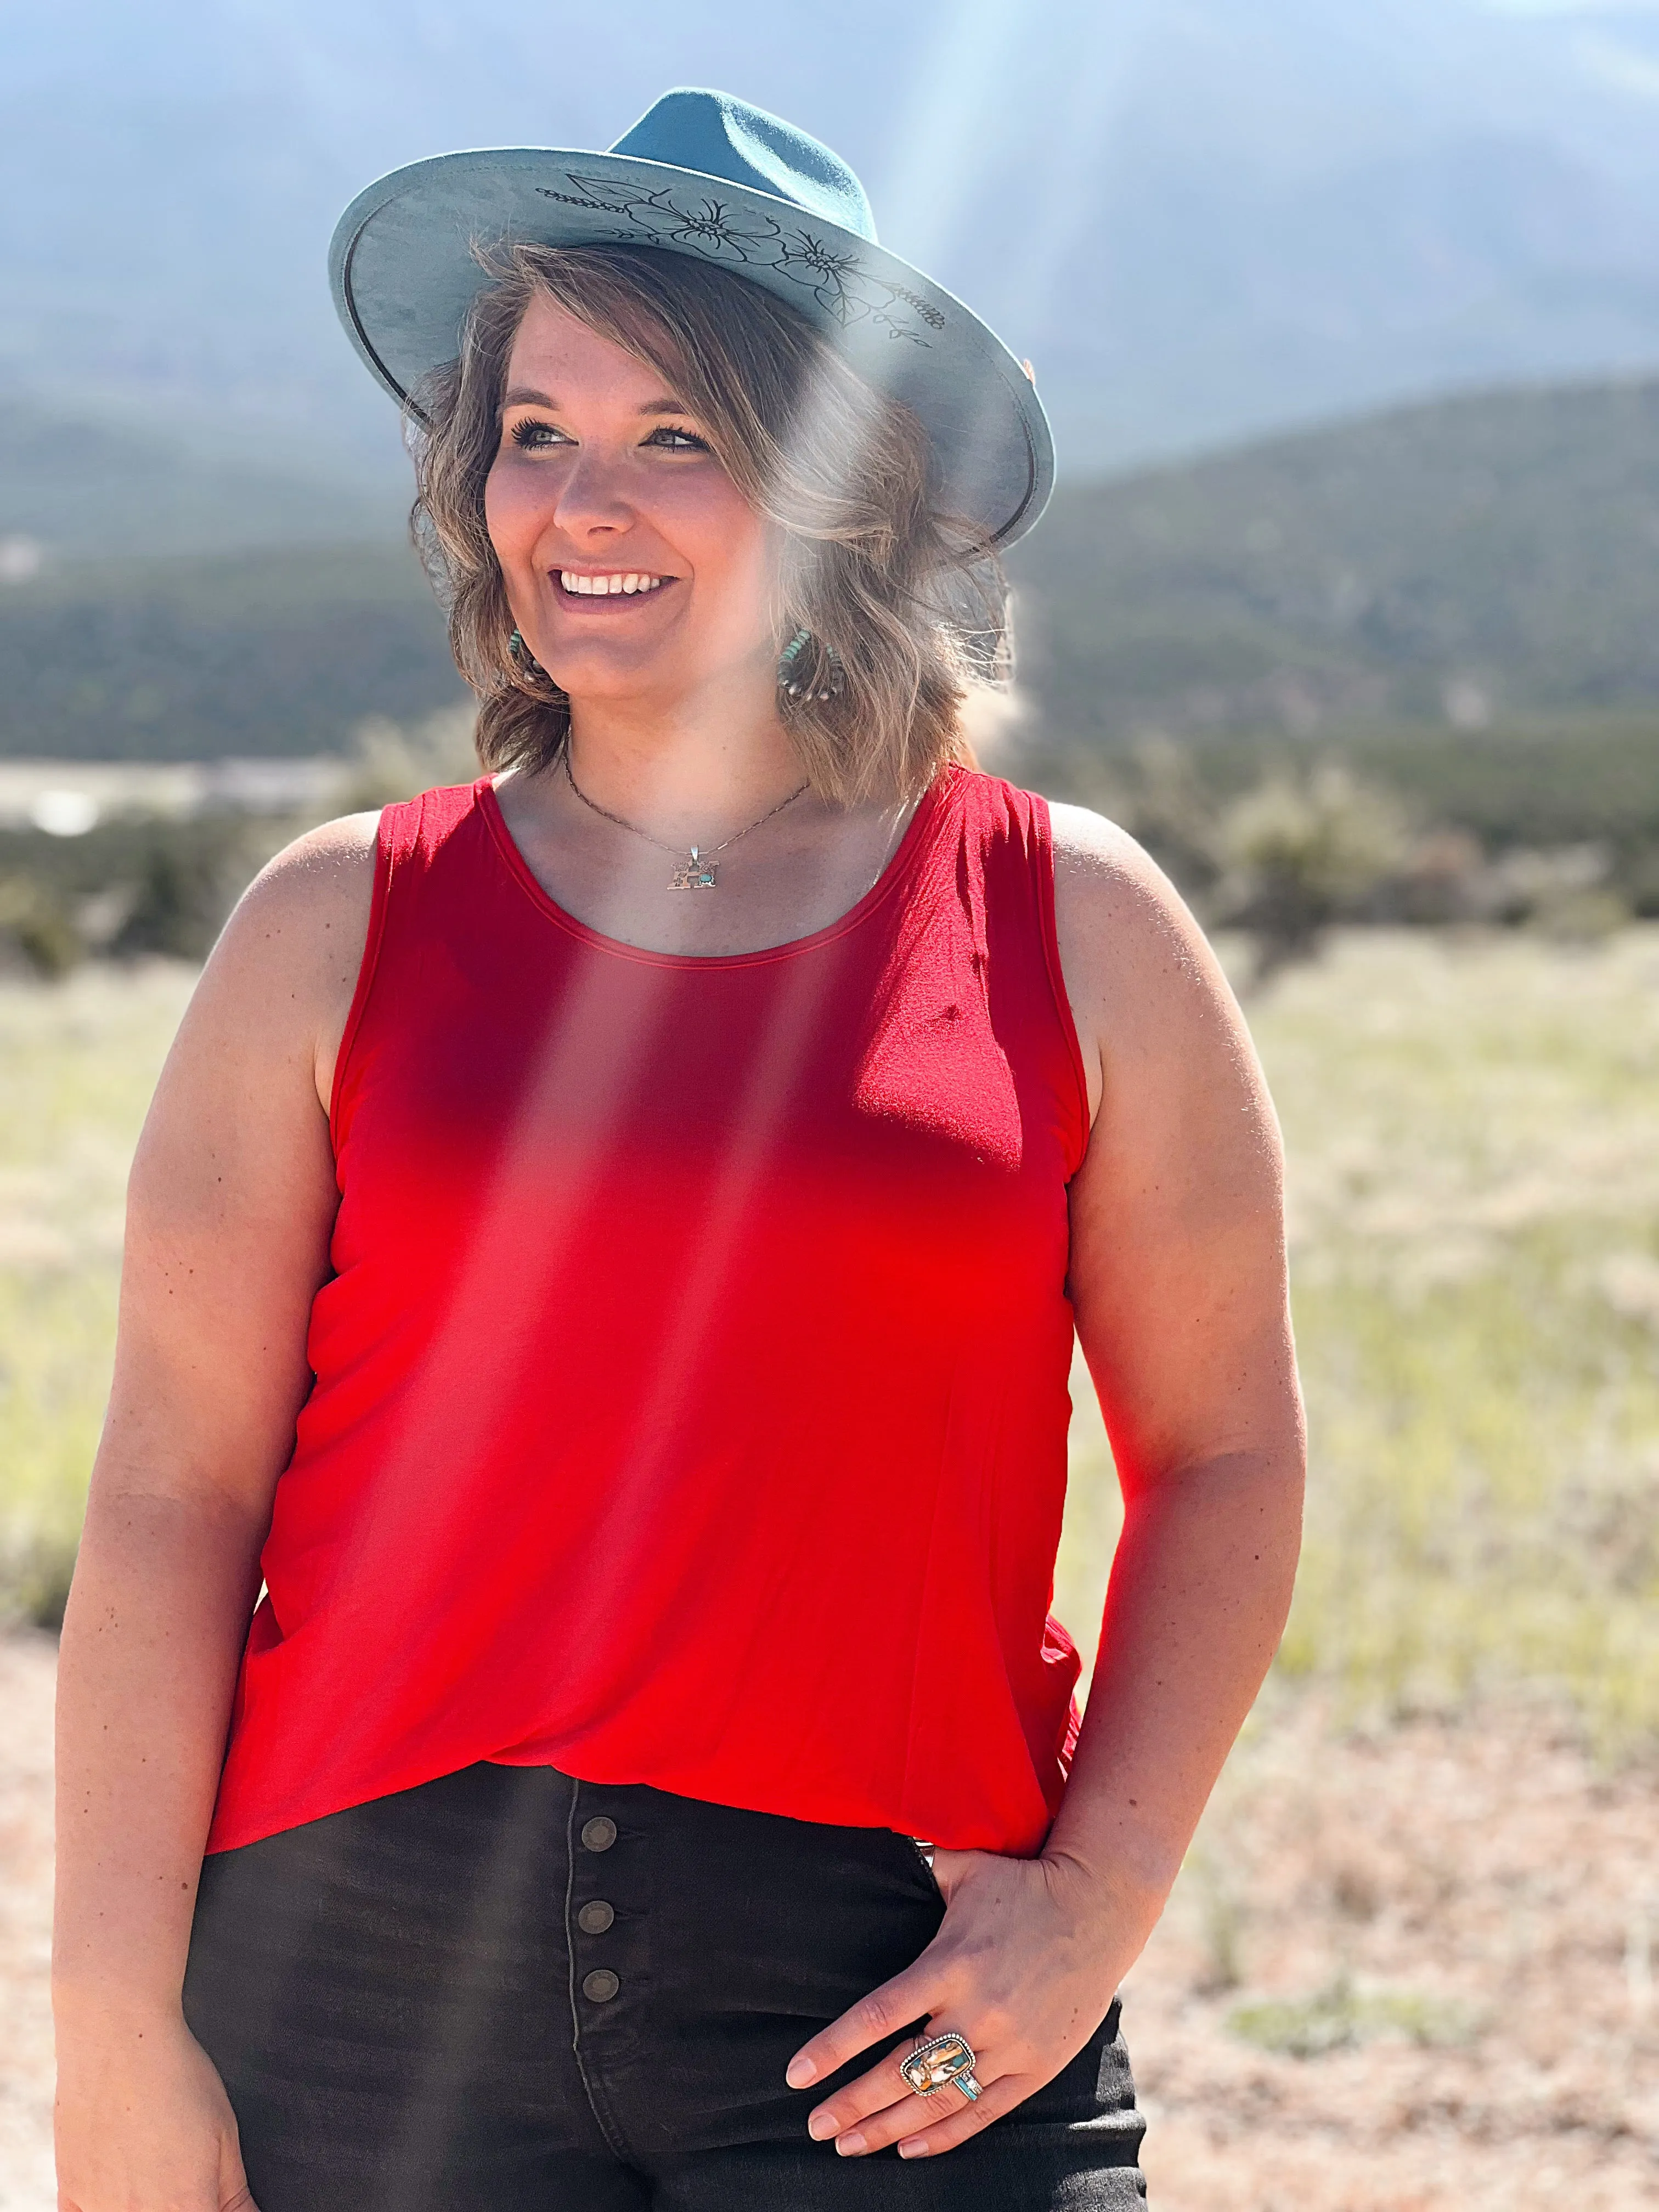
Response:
[2,927,1657,2206]
[0,962,197,1629]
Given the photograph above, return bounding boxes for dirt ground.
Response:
[3,1635,1655,2209]
[1125,1692,1659,2209]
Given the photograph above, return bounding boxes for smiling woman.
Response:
[52,87,1302,2212]
[416,239,1000,805]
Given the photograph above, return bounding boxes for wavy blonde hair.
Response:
[409,242,1009,805]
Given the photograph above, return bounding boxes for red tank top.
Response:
[207,766,1091,1857]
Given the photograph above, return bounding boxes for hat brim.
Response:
[329,148,1055,549]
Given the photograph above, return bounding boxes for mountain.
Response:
[1008,375,1659,745]
[0,399,404,562]
[0,543,459,760]
[10,1,1659,478]
[1003,374,1659,863]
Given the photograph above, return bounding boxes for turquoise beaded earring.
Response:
[777,627,844,704]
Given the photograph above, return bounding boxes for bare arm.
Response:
[788,806,1304,2160]
[53,816,377,2212]
[1043,803,1304,1940]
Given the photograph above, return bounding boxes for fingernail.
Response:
[899,2140,929,2159]
[836,2131,867,2157]
[787,2057,816,2088]
[807,2112,839,2141]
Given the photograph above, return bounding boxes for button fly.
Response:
[577,1899,616,1934]
[582,1967,621,2003]
[580,1816,618,1853]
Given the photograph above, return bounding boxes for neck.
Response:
[563,663,812,843]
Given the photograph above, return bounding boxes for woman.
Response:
[53,91,1303,2211]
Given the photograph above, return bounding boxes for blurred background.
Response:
[2,2,1658,2205]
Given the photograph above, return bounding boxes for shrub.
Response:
[1212,764,1409,970]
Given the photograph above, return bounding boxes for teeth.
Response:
[560,571,665,596]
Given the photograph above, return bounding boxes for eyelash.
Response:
[507,420,710,454]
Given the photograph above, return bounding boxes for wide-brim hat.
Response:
[329,87,1054,549]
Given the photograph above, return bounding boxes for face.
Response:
[485,294,777,709]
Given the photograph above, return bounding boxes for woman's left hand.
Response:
[785,1845,1141,2161]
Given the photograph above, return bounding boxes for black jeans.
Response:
[184,1763,1146,2209]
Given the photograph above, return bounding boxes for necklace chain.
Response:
[562,749,810,884]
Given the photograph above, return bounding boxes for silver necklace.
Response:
[562,749,811,890]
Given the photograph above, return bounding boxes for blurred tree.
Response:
[111,836,234,962]
[1215,763,1408,975]
[338,707,480,810]
[0,872,83,978]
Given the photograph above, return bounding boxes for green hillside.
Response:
[1008,377,1659,747]
[995,377,1659,872]
[0,399,402,561]
[0,542,462,760]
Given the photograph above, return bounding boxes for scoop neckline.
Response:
[476,765,955,970]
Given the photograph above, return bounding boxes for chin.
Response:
[544,638,665,684]
[545,651,691,703]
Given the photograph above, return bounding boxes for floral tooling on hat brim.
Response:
[330,148,1054,549]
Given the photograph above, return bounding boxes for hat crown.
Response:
[609,88,878,245]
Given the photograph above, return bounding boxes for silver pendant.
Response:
[669,847,719,890]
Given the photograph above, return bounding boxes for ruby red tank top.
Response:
[207,766,1092,1857]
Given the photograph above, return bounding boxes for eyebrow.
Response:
[500,387,693,415]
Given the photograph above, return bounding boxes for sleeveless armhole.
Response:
[1028,791,1093,1177]
[327,796,416,1159]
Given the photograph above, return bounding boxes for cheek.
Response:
[667,479,775,602]
[483,460,550,572]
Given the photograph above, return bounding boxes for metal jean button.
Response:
[582,1967,621,2003]
[580,1816,618,1853]
[577,1899,616,1934]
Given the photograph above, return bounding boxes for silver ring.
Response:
[899,2031,982,2102]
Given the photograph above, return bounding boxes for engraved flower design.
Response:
[772,229,867,320]
[662,197,781,261]
[541,176,779,262]
[533,172,935,346]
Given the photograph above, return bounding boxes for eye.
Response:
[508,417,573,451]
[643,425,710,453]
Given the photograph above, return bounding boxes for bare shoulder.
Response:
[172,810,382,1111]
[1049,800,1212,981]
[1047,800,1251,1116]
[225,808,381,981]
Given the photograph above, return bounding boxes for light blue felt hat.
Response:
[329,87,1054,548]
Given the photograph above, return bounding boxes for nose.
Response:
[549,447,635,543]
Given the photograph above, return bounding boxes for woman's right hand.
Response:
[55,2006,256,2212]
